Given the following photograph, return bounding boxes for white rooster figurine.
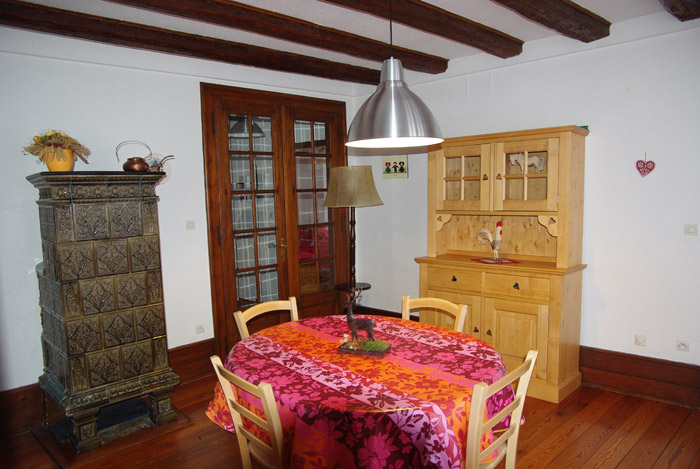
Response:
[477,221,503,260]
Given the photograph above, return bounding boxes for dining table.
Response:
[206,314,513,469]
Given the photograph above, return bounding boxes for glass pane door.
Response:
[294,120,334,295]
[228,114,280,307]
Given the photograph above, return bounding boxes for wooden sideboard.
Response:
[416,126,588,403]
[27,172,179,452]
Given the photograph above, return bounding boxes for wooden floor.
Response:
[3,376,698,468]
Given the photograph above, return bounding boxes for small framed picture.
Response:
[382,155,408,178]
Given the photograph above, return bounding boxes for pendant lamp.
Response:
[346,1,443,148]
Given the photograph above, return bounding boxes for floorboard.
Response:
[2,378,698,468]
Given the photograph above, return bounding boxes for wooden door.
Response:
[201,84,349,356]
[435,144,491,211]
[493,138,559,212]
[483,297,549,379]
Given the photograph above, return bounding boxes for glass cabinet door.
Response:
[493,138,559,212]
[436,144,490,211]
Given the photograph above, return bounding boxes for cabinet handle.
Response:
[486,329,492,336]
[482,174,488,181]
[496,173,503,180]
[451,275,457,282]
[513,282,520,290]
[473,326,479,333]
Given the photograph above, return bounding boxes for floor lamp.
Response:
[324,166,383,302]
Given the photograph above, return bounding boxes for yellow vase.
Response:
[44,148,76,172]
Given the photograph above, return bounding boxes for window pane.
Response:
[295,120,312,153]
[445,157,461,178]
[228,114,250,152]
[319,260,333,292]
[445,181,461,201]
[260,268,279,302]
[528,177,547,200]
[257,231,277,266]
[232,195,253,231]
[317,226,332,257]
[256,194,276,229]
[464,154,480,178]
[506,179,524,200]
[296,156,313,190]
[252,116,272,152]
[506,152,524,175]
[315,159,328,189]
[254,155,274,190]
[299,227,314,260]
[300,263,317,294]
[234,233,255,269]
[314,122,328,154]
[230,155,251,192]
[316,192,328,223]
[464,181,480,201]
[236,272,257,307]
[297,193,314,225]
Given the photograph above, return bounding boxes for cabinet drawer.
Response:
[427,267,482,292]
[484,273,550,301]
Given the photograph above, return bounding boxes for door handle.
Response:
[279,237,287,260]
[486,329,492,336]
[513,282,520,290]
[482,174,488,181]
[451,275,457,282]
[496,173,503,180]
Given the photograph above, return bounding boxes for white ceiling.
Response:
[26,0,670,72]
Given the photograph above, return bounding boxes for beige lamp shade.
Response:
[324,166,383,208]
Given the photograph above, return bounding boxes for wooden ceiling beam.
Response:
[659,0,700,21]
[320,0,523,59]
[0,0,380,84]
[492,0,610,43]
[106,0,447,74]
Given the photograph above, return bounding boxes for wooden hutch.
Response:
[415,126,588,403]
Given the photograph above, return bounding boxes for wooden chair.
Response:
[234,297,299,340]
[210,355,286,469]
[465,350,538,469]
[401,295,467,333]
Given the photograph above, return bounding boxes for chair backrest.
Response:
[465,350,538,469]
[401,295,467,333]
[210,355,285,469]
[234,297,299,340]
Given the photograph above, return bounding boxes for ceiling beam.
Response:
[106,0,447,74]
[0,0,380,84]
[320,0,523,59]
[659,0,700,21]
[492,0,610,43]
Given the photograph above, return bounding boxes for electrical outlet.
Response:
[675,340,690,352]
[195,324,205,334]
[186,220,196,230]
[634,334,647,346]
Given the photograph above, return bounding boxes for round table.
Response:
[207,315,512,468]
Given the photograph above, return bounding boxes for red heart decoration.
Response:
[636,160,655,177]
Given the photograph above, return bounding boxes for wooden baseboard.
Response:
[0,338,216,439]
[580,346,700,409]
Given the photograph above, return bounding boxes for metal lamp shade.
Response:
[324,166,383,208]
[346,58,443,148]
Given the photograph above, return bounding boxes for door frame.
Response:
[200,83,349,357]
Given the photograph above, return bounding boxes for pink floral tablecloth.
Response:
[206,315,511,468]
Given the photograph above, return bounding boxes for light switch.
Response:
[684,224,698,236]
[186,220,196,230]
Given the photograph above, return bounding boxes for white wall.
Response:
[0,27,356,390]
[355,15,700,366]
[1,13,698,391]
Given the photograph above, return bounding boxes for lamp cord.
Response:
[389,0,393,57]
